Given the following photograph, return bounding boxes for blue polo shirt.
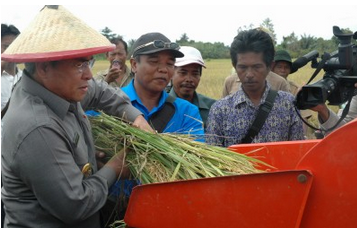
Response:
[121,80,204,138]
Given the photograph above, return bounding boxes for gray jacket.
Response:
[1,73,141,228]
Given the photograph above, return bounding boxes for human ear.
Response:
[130,58,137,74]
[35,62,50,79]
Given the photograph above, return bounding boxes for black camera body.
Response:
[295,26,357,110]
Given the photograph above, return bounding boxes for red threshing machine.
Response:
[124,118,357,228]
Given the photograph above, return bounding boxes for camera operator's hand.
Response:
[310,103,330,123]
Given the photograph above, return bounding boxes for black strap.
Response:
[149,95,176,133]
[306,52,330,85]
[1,100,10,119]
[241,90,278,144]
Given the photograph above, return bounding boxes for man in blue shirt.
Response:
[107,33,205,222]
[121,32,204,137]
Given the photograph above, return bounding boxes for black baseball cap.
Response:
[131,32,184,58]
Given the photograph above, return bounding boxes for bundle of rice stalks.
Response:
[90,112,264,184]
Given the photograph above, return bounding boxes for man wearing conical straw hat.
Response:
[1,5,152,228]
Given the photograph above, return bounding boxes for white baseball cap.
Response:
[175,46,206,68]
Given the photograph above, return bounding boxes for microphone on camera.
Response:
[291,50,319,73]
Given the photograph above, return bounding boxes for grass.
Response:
[197,59,233,99]
[91,59,340,139]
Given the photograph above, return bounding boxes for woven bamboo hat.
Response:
[1,5,114,62]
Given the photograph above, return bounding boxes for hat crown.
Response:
[135,32,171,45]
[131,32,183,58]
[2,5,114,62]
[274,50,292,63]
[175,46,205,67]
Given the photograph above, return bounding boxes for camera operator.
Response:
[310,82,357,135]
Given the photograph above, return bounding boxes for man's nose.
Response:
[245,67,255,77]
[184,74,194,81]
[83,70,93,80]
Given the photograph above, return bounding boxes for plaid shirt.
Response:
[206,84,304,147]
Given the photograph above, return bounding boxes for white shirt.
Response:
[1,69,22,110]
[320,95,357,134]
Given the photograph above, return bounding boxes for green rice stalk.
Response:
[90,112,266,185]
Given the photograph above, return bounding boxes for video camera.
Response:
[295,26,357,110]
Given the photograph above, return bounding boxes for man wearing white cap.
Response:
[169,46,216,130]
[1,5,152,228]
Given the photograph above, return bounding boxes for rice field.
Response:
[91,58,326,100]
[92,58,341,139]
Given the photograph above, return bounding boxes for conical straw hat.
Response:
[1,5,114,62]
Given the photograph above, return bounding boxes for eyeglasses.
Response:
[132,40,180,56]
[75,59,95,73]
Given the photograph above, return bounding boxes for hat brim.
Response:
[175,59,206,68]
[1,45,114,63]
[274,58,292,63]
[136,48,184,58]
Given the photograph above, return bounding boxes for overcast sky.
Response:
[1,2,357,46]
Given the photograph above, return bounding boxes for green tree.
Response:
[278,32,300,57]
[100,27,118,40]
[127,38,136,57]
[260,18,277,44]
[177,33,190,43]
[237,24,254,34]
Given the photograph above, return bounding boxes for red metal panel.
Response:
[125,170,312,228]
[297,119,357,228]
[124,116,357,228]
[229,140,320,171]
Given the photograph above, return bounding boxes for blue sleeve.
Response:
[85,110,100,117]
[108,179,141,198]
[177,100,205,142]
[184,105,205,142]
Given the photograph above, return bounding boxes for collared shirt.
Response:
[95,64,134,88]
[206,84,304,147]
[168,89,216,131]
[121,80,204,137]
[1,73,142,228]
[222,71,290,97]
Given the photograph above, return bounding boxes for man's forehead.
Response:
[76,56,93,61]
[59,56,93,63]
[177,64,201,70]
